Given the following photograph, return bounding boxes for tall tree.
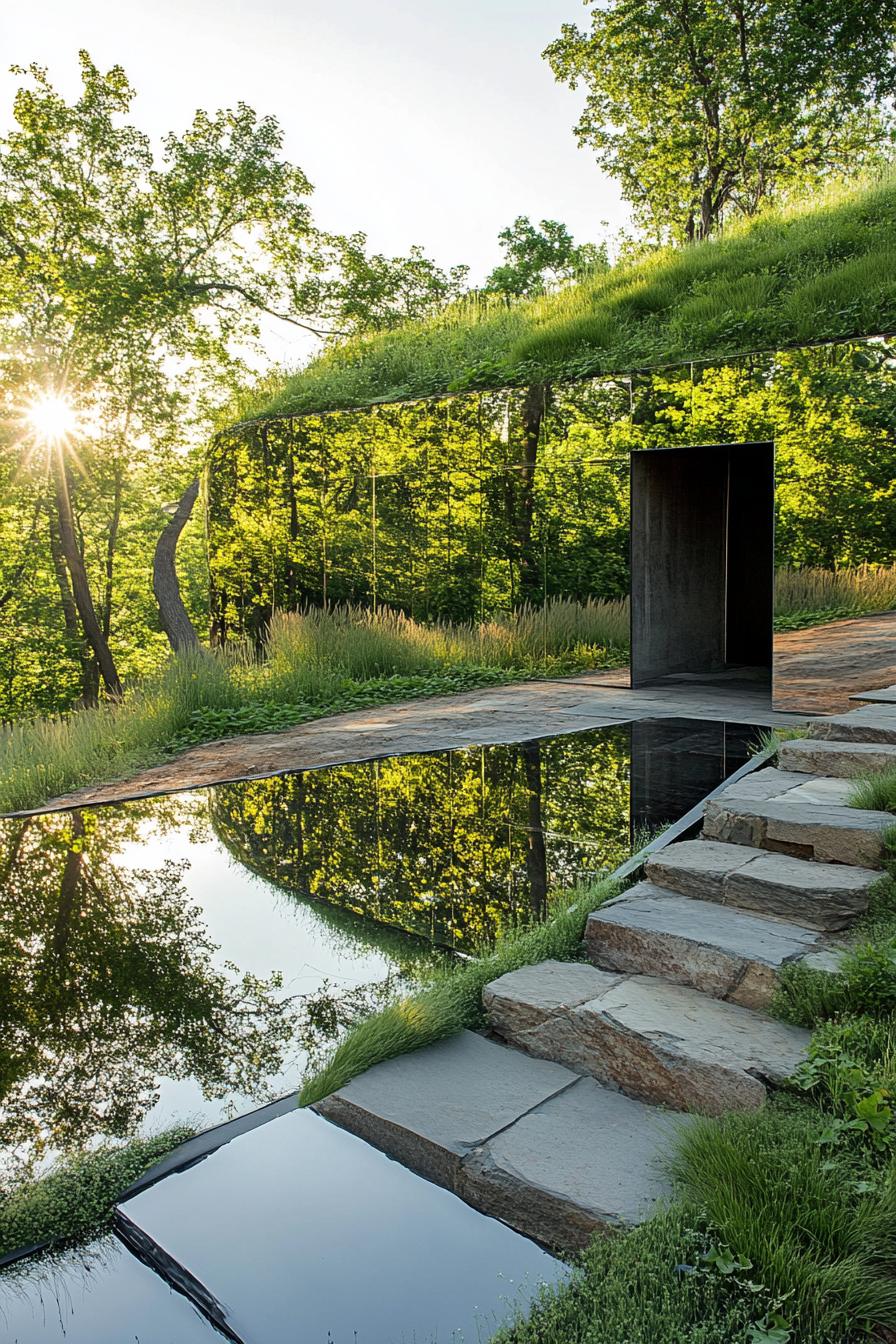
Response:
[545,1,896,243]
[484,216,607,297]
[0,54,339,702]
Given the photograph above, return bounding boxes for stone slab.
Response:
[724,850,876,928]
[645,838,759,900]
[459,1077,688,1250]
[809,709,896,745]
[703,795,892,868]
[713,767,809,802]
[314,1030,578,1187]
[779,737,896,778]
[850,684,896,704]
[485,963,810,1115]
[585,881,827,1009]
[783,776,857,805]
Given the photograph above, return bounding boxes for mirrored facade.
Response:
[209,339,896,712]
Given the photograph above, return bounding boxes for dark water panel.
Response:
[119,1106,568,1344]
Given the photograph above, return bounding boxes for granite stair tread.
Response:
[315,1030,683,1250]
[778,736,896,777]
[585,880,836,1008]
[484,960,810,1115]
[645,838,876,929]
[700,766,892,867]
[808,707,896,745]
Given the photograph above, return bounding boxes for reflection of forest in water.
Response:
[0,795,440,1181]
[210,729,632,953]
[0,719,754,1182]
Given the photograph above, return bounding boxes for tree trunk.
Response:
[50,445,123,698]
[521,740,548,920]
[102,467,123,640]
[504,383,551,606]
[47,507,100,705]
[153,478,201,653]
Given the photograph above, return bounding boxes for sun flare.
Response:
[24,392,80,445]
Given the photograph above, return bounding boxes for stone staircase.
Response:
[318,702,896,1252]
[483,705,895,1133]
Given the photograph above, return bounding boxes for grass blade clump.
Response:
[494,1207,763,1344]
[671,1104,896,1341]
[0,599,629,815]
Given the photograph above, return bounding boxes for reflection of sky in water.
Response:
[118,812,401,1133]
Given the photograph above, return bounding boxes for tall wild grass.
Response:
[775,563,896,618]
[0,599,627,815]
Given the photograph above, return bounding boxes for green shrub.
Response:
[773,917,896,1027]
[0,1126,194,1262]
[671,1104,896,1341]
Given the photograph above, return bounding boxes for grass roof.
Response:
[236,177,896,426]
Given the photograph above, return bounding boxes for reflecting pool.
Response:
[0,716,760,1341]
[0,717,757,1184]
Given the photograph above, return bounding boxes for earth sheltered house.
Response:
[207,180,896,715]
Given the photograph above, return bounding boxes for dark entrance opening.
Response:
[630,441,774,687]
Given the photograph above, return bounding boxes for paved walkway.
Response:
[773,609,896,713]
[26,674,807,816]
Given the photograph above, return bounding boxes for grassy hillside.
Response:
[237,176,896,424]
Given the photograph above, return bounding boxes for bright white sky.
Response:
[0,0,627,365]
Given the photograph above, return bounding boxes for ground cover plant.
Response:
[240,177,896,422]
[0,1126,194,1264]
[0,599,627,815]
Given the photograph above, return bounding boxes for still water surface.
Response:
[0,718,758,1343]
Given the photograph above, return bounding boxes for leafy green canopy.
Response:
[545,0,896,243]
[237,178,896,423]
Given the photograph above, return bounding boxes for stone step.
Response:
[315,1029,682,1251]
[483,961,810,1115]
[701,768,892,868]
[808,707,896,746]
[778,736,896,777]
[585,880,835,1009]
[646,839,876,930]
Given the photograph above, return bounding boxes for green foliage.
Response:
[0,806,302,1171]
[544,1,895,244]
[494,1208,771,1344]
[851,769,896,814]
[298,877,620,1106]
[483,217,608,299]
[773,920,896,1027]
[0,1126,194,1261]
[211,729,631,954]
[671,1103,896,1341]
[241,181,896,420]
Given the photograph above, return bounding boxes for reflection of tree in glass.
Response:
[0,808,298,1176]
[211,729,630,954]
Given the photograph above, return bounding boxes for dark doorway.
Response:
[630,442,774,687]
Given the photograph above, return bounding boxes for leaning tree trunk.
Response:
[50,445,123,698]
[153,478,201,653]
